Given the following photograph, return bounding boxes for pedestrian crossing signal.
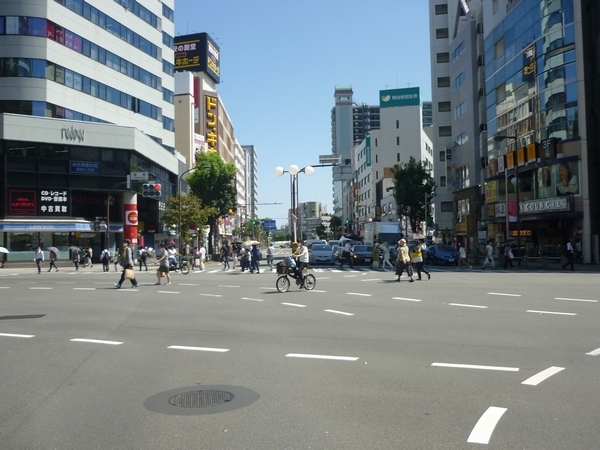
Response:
[142,182,161,198]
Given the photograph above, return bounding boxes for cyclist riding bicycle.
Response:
[292,240,309,285]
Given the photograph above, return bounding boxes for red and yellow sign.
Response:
[485,181,498,203]
[204,94,218,152]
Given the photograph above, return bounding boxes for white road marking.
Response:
[73,288,96,291]
[168,345,229,352]
[432,363,519,372]
[330,270,343,273]
[57,282,76,284]
[285,353,359,361]
[521,366,565,386]
[346,292,372,297]
[309,290,327,293]
[585,347,600,356]
[30,287,52,290]
[313,268,324,272]
[487,292,521,297]
[157,291,179,294]
[555,297,598,303]
[316,277,330,280]
[208,270,220,273]
[392,297,422,302]
[70,338,123,345]
[199,293,222,297]
[0,287,10,289]
[0,333,35,338]
[467,407,507,444]
[179,283,198,286]
[241,297,263,302]
[344,275,357,278]
[449,303,488,309]
[324,309,354,316]
[526,310,576,316]
[282,302,307,308]
[218,285,239,288]
[361,278,381,282]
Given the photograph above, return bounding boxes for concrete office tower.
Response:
[242,145,258,221]
[429,0,484,248]
[331,86,380,227]
[0,0,178,260]
[353,87,434,235]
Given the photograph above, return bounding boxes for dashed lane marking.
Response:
[199,293,222,297]
[241,297,263,302]
[168,345,229,352]
[526,310,576,316]
[586,347,600,356]
[344,275,357,278]
[324,309,354,316]
[521,366,565,386]
[178,283,199,286]
[0,287,10,289]
[392,297,422,302]
[0,333,35,338]
[70,338,123,345]
[282,303,307,308]
[467,407,507,444]
[285,353,359,361]
[30,287,52,290]
[487,292,521,297]
[157,291,179,294]
[346,292,372,297]
[555,297,598,303]
[361,278,381,282]
[73,288,96,291]
[449,303,488,309]
[432,362,519,372]
[218,285,239,288]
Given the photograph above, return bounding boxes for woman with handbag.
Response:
[114,239,139,289]
[155,243,171,285]
[395,239,415,282]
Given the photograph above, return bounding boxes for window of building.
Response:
[453,102,467,119]
[437,76,450,88]
[439,126,452,137]
[439,150,446,162]
[441,201,453,213]
[492,0,499,14]
[440,176,446,187]
[397,153,400,162]
[435,4,448,14]
[496,83,506,104]
[453,71,466,90]
[437,52,450,63]
[436,28,449,39]
[396,119,399,128]
[494,38,504,59]
[452,41,465,61]
[438,101,451,112]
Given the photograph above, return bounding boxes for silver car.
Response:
[309,244,335,265]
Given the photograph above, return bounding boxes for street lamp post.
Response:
[274,164,314,242]
[494,134,521,257]
[178,167,196,254]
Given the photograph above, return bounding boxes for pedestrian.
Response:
[87,246,93,267]
[34,246,44,274]
[395,239,414,282]
[481,240,496,270]
[562,238,575,271]
[267,242,275,271]
[138,247,148,271]
[457,243,471,270]
[155,244,171,285]
[100,247,110,272]
[167,246,179,271]
[220,241,230,271]
[381,242,395,271]
[82,247,91,268]
[72,248,80,271]
[192,247,199,270]
[231,244,238,269]
[199,243,206,270]
[251,244,260,273]
[412,239,430,280]
[114,239,139,289]
[574,239,583,264]
[371,243,380,270]
[340,240,353,268]
[503,245,515,269]
[48,250,59,272]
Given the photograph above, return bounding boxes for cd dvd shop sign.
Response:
[8,189,70,216]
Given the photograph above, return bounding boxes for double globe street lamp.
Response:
[274,164,314,243]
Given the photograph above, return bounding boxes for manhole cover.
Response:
[168,390,234,408]
[145,385,259,416]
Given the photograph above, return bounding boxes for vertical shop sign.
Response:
[123,203,138,245]
[205,94,218,152]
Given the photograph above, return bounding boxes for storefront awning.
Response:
[0,218,93,232]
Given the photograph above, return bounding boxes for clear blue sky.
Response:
[174,0,432,227]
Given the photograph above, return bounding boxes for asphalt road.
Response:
[1,259,599,449]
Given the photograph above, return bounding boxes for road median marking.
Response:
[555,297,598,303]
[392,297,422,302]
[0,333,35,338]
[282,303,306,308]
[521,366,565,385]
[346,292,371,297]
[241,297,263,302]
[467,406,507,444]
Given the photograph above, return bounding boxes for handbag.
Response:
[124,268,135,280]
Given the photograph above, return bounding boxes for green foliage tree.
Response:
[391,156,436,235]
[161,194,216,249]
[329,216,342,239]
[186,152,237,254]
[315,224,326,239]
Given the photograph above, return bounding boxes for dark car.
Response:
[352,245,374,266]
[424,244,459,265]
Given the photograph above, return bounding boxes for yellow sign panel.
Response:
[527,143,537,162]
[485,181,498,203]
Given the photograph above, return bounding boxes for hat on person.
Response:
[399,239,406,246]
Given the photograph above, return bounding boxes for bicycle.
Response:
[275,261,316,293]
[169,256,190,275]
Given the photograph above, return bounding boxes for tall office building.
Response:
[0,0,178,262]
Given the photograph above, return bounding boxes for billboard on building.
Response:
[379,87,421,108]
[204,94,219,152]
[174,33,220,84]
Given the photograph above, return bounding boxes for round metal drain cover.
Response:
[168,390,234,408]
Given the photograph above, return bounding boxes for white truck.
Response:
[363,222,403,246]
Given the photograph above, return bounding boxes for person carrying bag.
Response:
[114,239,139,289]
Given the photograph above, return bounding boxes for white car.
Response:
[308,244,335,265]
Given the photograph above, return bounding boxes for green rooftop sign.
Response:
[379,87,421,108]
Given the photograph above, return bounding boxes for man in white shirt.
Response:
[293,240,309,284]
[267,242,275,271]
[341,240,353,268]
[481,240,495,270]
[167,246,178,271]
[198,244,206,270]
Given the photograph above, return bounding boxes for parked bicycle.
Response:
[275,259,316,293]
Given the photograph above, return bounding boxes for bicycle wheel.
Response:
[303,274,316,290]
[180,262,190,275]
[276,275,290,293]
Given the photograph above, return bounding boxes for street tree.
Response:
[315,224,326,239]
[391,156,436,236]
[329,216,342,239]
[161,194,216,249]
[187,152,237,254]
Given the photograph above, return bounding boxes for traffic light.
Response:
[142,182,161,198]
[345,219,349,224]
[94,219,100,231]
